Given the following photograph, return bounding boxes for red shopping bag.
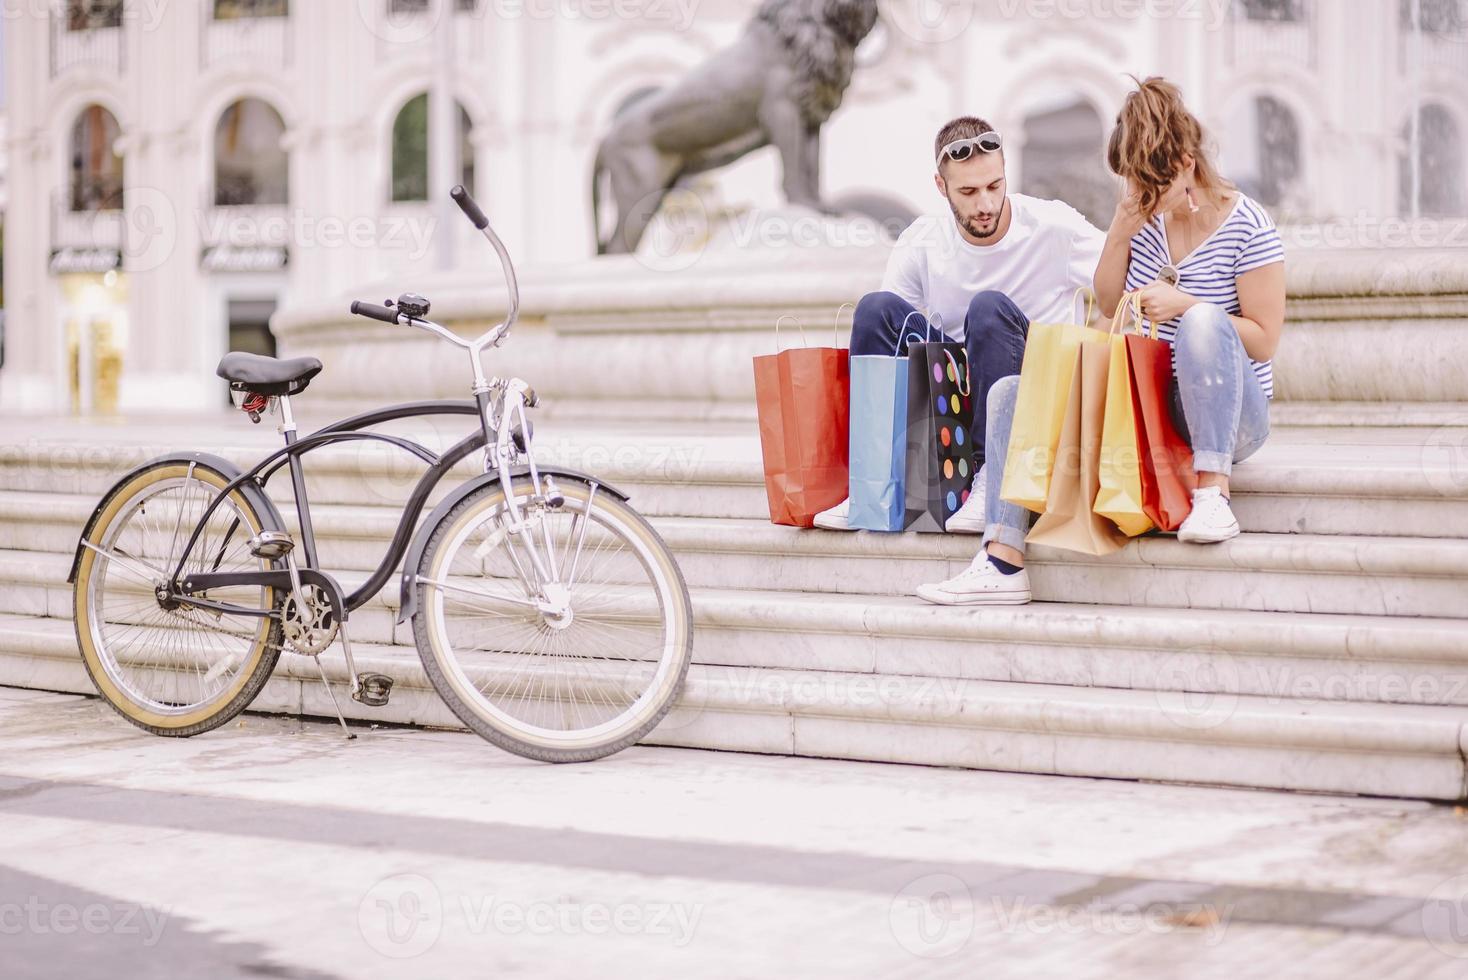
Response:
[1125,324,1196,531]
[753,315,851,527]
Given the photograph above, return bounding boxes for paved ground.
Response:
[3,688,1468,978]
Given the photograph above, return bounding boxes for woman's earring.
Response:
[1186,188,1201,214]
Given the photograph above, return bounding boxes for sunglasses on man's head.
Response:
[939,132,1003,163]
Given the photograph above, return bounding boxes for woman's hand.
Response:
[1107,192,1149,242]
[1138,281,1199,323]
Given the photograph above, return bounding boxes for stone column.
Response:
[0,16,62,414]
[116,0,213,413]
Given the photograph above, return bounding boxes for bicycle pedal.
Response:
[352,673,393,707]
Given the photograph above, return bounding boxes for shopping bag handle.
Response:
[893,310,938,355]
[1109,291,1154,339]
[1073,287,1097,325]
[775,307,855,351]
[774,315,809,351]
[832,303,854,349]
[942,348,971,396]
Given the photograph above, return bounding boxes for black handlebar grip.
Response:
[450,185,489,230]
[350,301,402,325]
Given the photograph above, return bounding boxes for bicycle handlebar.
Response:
[350,186,521,354]
[350,300,402,325]
[451,184,489,230]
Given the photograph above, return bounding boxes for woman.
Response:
[917,76,1286,606]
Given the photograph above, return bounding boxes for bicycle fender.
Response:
[68,452,289,585]
[396,466,630,624]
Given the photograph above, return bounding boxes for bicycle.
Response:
[68,187,694,762]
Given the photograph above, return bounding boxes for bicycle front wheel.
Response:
[412,477,693,762]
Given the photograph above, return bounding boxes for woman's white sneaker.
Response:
[1177,487,1240,544]
[943,464,988,534]
[915,554,1031,606]
[813,498,852,531]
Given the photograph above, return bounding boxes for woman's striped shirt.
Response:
[1124,193,1285,398]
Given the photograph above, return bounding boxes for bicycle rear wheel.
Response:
[73,461,284,736]
[412,477,693,762]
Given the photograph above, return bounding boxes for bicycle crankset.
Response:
[282,584,339,656]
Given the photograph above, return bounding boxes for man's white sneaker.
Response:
[944,464,988,534]
[813,498,853,531]
[1177,487,1240,544]
[915,553,1031,606]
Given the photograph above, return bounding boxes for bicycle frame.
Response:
[165,399,484,616]
[69,185,630,631]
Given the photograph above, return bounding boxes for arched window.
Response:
[214,0,288,17]
[1400,0,1467,35]
[1400,104,1465,217]
[66,0,123,30]
[1019,93,1110,227]
[214,98,289,206]
[1241,0,1304,21]
[1224,94,1302,208]
[69,105,124,211]
[389,0,478,12]
[390,94,475,202]
[1254,96,1302,207]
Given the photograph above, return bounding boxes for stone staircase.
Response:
[0,408,1466,800]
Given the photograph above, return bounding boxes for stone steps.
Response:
[4,610,1465,800]
[4,420,1466,537]
[3,414,1465,800]
[7,491,1465,618]
[7,547,1466,709]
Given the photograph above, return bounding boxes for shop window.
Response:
[70,105,124,212]
[391,94,475,202]
[215,98,290,206]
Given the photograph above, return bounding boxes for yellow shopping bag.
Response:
[1093,293,1155,537]
[999,288,1095,513]
[1024,338,1129,556]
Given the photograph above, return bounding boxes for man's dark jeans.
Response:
[850,290,1030,469]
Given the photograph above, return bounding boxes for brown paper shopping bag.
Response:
[1025,337,1129,556]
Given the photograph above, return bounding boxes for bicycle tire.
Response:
[412,476,693,762]
[73,460,284,736]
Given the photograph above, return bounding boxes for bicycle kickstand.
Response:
[313,656,355,740]
[314,623,364,741]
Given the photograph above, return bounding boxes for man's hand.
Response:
[1138,281,1199,323]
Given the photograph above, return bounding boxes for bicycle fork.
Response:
[479,382,579,618]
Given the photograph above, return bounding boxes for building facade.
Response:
[2,0,1465,414]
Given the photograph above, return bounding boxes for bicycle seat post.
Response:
[275,393,321,571]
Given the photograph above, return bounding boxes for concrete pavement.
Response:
[2,687,1468,978]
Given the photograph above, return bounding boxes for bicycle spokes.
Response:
[85,475,277,713]
[419,484,678,741]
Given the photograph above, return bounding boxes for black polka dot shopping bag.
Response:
[903,340,977,533]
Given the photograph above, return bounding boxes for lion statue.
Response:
[591,0,880,255]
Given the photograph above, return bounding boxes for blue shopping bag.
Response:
[848,312,939,532]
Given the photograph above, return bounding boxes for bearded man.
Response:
[815,116,1105,534]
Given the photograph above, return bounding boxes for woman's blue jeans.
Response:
[981,302,1272,554]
